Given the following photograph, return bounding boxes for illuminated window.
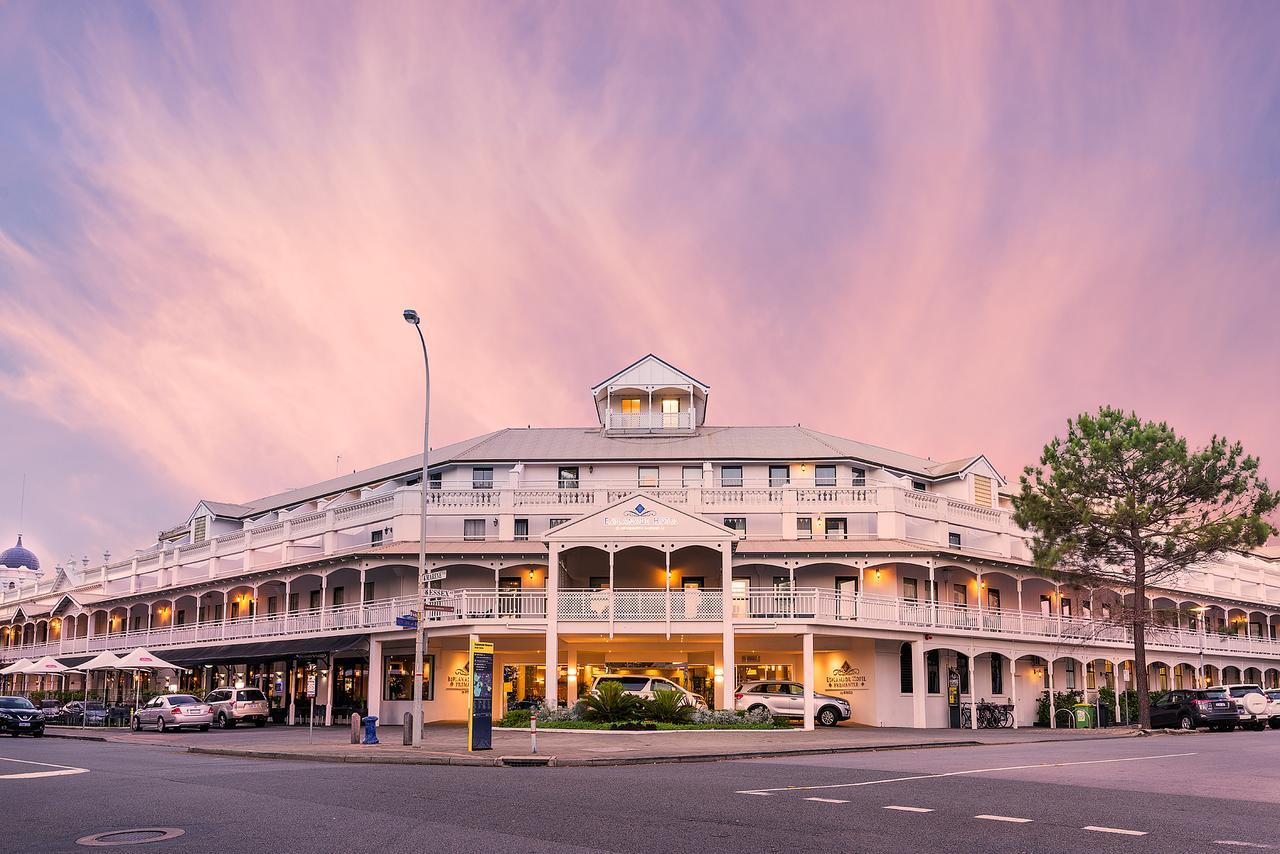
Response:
[662,398,679,414]
[620,398,641,414]
[638,466,659,488]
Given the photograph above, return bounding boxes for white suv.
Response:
[1208,683,1271,731]
[589,675,707,709]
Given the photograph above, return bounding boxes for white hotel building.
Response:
[3,355,1280,729]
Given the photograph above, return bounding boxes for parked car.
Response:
[1148,689,1240,731]
[734,681,851,727]
[61,700,108,726]
[131,694,213,733]
[1265,690,1280,729]
[203,687,270,728]
[1208,683,1271,731]
[0,696,45,737]
[589,675,708,709]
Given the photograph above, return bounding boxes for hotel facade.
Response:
[3,355,1280,730]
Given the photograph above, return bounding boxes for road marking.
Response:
[734,752,1197,795]
[1214,843,1272,849]
[0,756,90,780]
[739,791,772,796]
[804,797,849,804]
[976,815,1033,823]
[1084,826,1148,836]
[884,806,934,813]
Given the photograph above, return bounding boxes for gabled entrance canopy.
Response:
[543,492,743,547]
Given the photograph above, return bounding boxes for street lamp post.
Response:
[404,308,430,748]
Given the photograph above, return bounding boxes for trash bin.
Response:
[1072,703,1096,729]
[1097,703,1113,728]
[361,715,379,745]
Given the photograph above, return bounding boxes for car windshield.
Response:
[168,695,199,705]
[1267,691,1280,700]
[237,689,267,702]
[0,697,35,710]
[1228,686,1262,698]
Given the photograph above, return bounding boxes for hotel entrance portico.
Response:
[543,493,743,708]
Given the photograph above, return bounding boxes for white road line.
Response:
[0,756,90,780]
[739,791,772,796]
[734,752,1197,795]
[976,815,1033,823]
[804,797,850,804]
[1084,826,1148,836]
[1214,843,1272,849]
[884,806,934,813]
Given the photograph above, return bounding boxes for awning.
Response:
[157,634,370,667]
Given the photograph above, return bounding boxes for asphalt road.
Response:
[3,730,1279,853]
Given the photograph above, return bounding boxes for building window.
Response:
[723,517,746,532]
[772,575,791,590]
[308,590,320,611]
[620,398,641,414]
[267,596,278,615]
[638,465,660,488]
[815,465,836,487]
[175,609,186,626]
[558,467,579,489]
[824,517,847,539]
[899,643,914,694]
[721,465,743,487]
[463,519,485,541]
[796,517,812,539]
[948,532,962,548]
[514,519,529,541]
[371,529,384,545]
[363,582,374,603]
[973,474,993,507]
[472,467,493,489]
[682,465,702,487]
[851,467,866,486]
[1065,660,1077,690]
[769,465,790,487]
[903,578,918,601]
[1061,598,1072,618]
[913,481,927,492]
[428,471,442,490]
[957,653,970,694]
[384,653,433,701]
[288,593,298,613]
[661,397,680,427]
[1040,594,1051,615]
[332,587,345,607]
[991,653,1004,694]
[193,516,207,543]
[987,588,1000,610]
[549,518,569,528]
[922,650,938,694]
[953,584,968,607]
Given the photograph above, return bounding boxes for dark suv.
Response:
[1149,689,1239,731]
[0,696,45,736]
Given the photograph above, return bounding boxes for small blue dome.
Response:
[0,535,39,572]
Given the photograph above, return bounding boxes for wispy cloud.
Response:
[0,1,1278,557]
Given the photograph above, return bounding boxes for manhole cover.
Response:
[76,828,185,847]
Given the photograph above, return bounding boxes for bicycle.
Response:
[959,699,1015,728]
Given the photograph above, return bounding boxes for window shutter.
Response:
[973,475,992,507]
[193,516,207,543]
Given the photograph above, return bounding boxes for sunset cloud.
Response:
[1,2,1277,559]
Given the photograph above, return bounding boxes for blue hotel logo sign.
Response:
[604,502,678,531]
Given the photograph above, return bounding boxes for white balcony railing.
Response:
[605,411,695,431]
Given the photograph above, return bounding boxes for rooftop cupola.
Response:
[591,354,709,434]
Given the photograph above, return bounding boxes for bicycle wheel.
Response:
[1000,708,1014,728]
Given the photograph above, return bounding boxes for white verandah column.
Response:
[545,544,559,707]
[911,639,927,728]
[720,546,734,710]
[802,631,815,731]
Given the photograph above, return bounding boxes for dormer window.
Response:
[192,516,207,543]
[661,398,680,428]
[620,398,641,414]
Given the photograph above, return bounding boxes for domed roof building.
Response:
[0,534,41,590]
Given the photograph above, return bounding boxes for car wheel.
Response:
[32,730,42,738]
[157,717,167,733]
[1178,714,1194,731]
[817,706,840,727]
[130,716,141,732]
[747,704,769,715]
[1270,719,1280,730]
[254,719,266,728]
[217,713,230,729]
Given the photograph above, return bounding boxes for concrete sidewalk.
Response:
[44,721,1144,767]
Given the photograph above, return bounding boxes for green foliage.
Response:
[1035,690,1083,726]
[579,679,643,723]
[1013,406,1278,728]
[499,709,531,728]
[644,688,695,723]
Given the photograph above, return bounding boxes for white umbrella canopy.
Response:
[79,651,124,670]
[0,658,32,676]
[115,648,184,672]
[21,656,77,674]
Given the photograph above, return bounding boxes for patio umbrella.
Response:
[0,658,32,694]
[21,655,80,698]
[78,651,124,729]
[115,648,187,710]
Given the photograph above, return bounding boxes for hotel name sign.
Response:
[602,502,679,533]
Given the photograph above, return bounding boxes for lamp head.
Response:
[403,308,420,325]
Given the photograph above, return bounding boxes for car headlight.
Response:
[0,711,13,719]
[33,713,45,721]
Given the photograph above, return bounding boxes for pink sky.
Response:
[1,2,1278,563]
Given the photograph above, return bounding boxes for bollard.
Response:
[530,710,537,755]
[362,715,379,745]
[403,712,413,746]
[350,712,361,744]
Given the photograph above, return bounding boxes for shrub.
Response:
[579,680,642,723]
[500,709,531,728]
[1035,690,1083,726]
[645,688,695,724]
[530,701,579,723]
[691,708,743,727]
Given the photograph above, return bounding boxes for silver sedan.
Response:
[132,694,213,732]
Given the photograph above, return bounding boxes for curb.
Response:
[185,746,502,766]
